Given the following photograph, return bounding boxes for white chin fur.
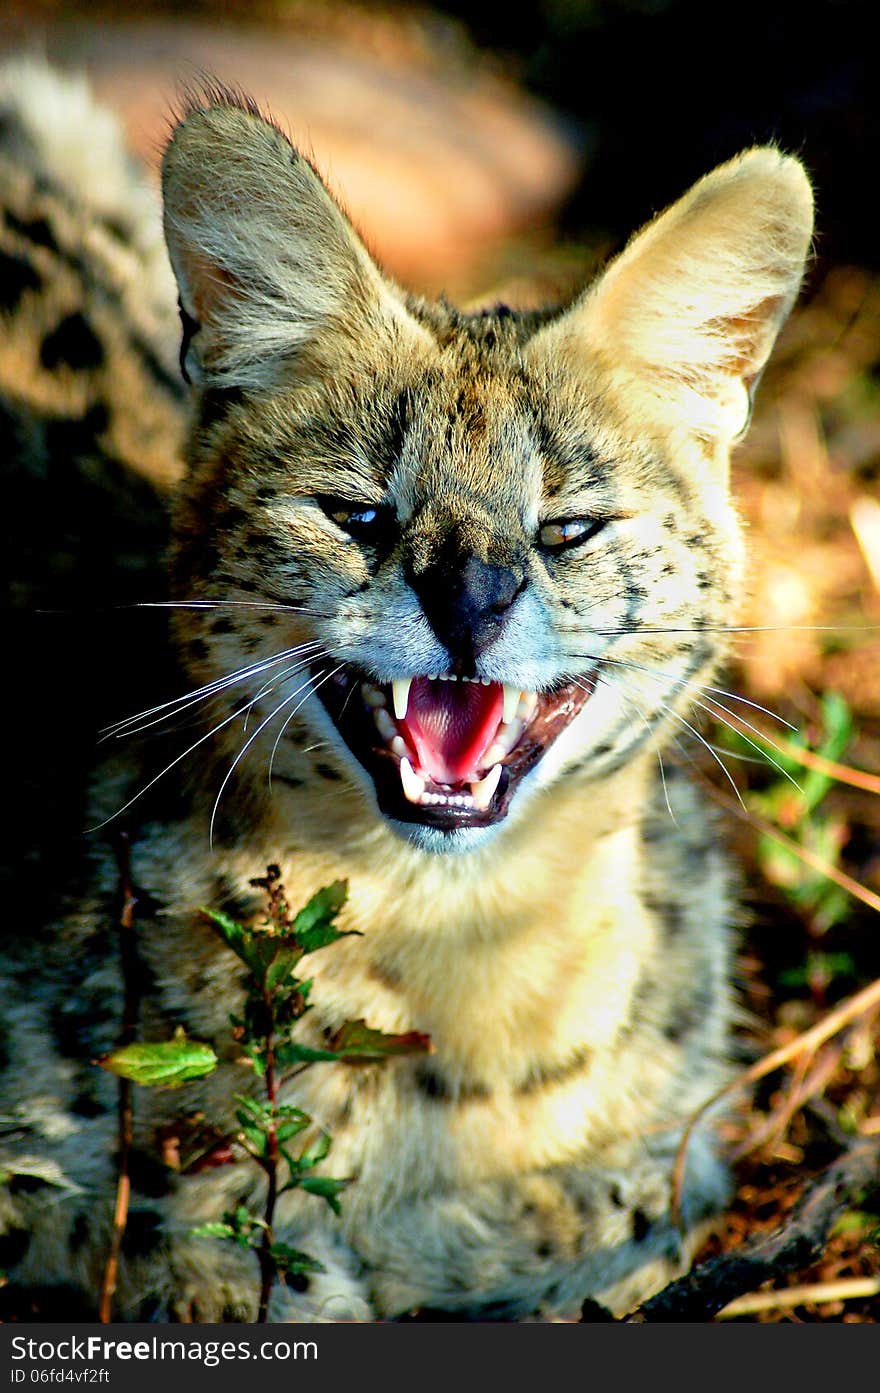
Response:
[385,819,503,856]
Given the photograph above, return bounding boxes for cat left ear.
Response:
[531,148,814,445]
[162,91,429,388]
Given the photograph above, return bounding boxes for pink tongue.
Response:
[400,679,503,784]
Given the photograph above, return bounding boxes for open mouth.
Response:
[316,669,594,830]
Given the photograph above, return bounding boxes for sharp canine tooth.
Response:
[392,677,412,720]
[502,684,520,724]
[471,763,502,811]
[400,757,425,804]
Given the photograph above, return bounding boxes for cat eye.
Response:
[537,517,607,552]
[316,495,393,544]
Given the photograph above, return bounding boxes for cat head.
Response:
[162,90,812,853]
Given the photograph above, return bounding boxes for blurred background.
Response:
[1,0,879,1320]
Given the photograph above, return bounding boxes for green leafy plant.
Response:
[717,690,860,999]
[100,863,431,1321]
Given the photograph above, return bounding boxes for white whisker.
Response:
[564,649,797,731]
[208,664,343,846]
[102,642,321,741]
[88,686,278,833]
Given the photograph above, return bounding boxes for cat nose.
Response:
[414,553,526,666]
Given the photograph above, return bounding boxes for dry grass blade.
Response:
[671,972,880,1226]
[730,1043,844,1161]
[716,1274,880,1319]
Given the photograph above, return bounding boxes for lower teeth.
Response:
[397,756,502,811]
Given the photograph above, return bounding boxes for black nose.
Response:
[412,552,525,666]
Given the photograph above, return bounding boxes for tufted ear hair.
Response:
[161,89,428,388]
[530,148,814,445]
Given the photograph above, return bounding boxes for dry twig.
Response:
[98,831,140,1325]
[626,1141,880,1322]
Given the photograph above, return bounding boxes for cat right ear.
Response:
[529,148,813,450]
[162,91,429,388]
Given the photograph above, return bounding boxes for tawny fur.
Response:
[0,63,812,1321]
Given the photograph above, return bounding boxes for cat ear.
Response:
[162,92,428,388]
[532,148,813,444]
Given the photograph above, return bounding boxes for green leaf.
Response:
[292,881,351,953]
[276,1113,311,1144]
[298,1175,350,1215]
[200,906,268,975]
[236,1118,268,1157]
[98,1030,217,1088]
[190,1221,237,1242]
[275,1039,341,1067]
[235,1094,270,1122]
[266,946,304,992]
[328,1018,433,1062]
[296,1130,332,1171]
[296,921,360,955]
[268,1242,326,1276]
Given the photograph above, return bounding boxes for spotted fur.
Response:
[0,67,813,1320]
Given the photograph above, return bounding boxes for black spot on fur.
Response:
[536,1240,553,1259]
[414,1064,491,1104]
[44,402,110,463]
[288,1273,311,1293]
[71,1090,110,1119]
[121,1209,163,1259]
[5,209,58,253]
[210,616,234,635]
[580,1299,618,1322]
[254,486,278,503]
[0,247,40,310]
[632,1209,651,1242]
[127,1149,174,1199]
[315,763,342,782]
[663,984,714,1043]
[0,1226,31,1268]
[189,638,209,662]
[217,505,248,531]
[368,959,401,990]
[69,1214,89,1252]
[643,892,686,939]
[50,1002,95,1059]
[516,1047,592,1095]
[40,312,104,370]
[8,1173,53,1196]
[273,774,304,789]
